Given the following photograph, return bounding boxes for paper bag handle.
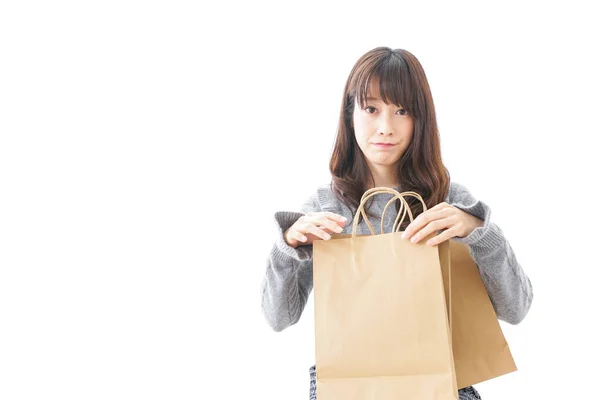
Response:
[384,191,428,234]
[352,187,427,238]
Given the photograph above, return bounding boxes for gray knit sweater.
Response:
[261,181,533,332]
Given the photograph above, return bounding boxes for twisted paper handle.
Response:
[352,187,427,238]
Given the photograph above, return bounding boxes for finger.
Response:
[426,226,458,246]
[323,212,348,223]
[290,229,308,243]
[402,209,447,240]
[409,217,452,244]
[300,223,332,240]
[320,215,347,231]
[318,216,345,233]
[308,214,344,233]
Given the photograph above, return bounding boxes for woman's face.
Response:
[352,81,414,171]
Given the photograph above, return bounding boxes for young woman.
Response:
[260,46,533,400]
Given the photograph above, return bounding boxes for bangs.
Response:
[354,53,416,116]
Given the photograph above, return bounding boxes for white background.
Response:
[1,1,599,399]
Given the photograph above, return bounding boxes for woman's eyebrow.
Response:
[366,97,403,107]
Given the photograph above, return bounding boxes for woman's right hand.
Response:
[284,212,348,248]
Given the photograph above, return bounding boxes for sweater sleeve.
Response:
[260,190,320,332]
[447,182,534,325]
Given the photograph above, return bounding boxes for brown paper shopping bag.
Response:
[438,241,517,388]
[313,188,458,400]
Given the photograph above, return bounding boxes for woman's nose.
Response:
[378,117,395,135]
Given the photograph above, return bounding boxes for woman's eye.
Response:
[364,106,407,115]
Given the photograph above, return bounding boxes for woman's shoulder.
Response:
[313,182,343,213]
[446,181,475,203]
[446,181,491,221]
[295,182,339,214]
[315,182,335,197]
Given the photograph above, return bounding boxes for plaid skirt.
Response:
[309,365,482,400]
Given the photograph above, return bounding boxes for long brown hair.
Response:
[329,46,450,227]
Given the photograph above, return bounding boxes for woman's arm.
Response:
[260,192,320,331]
[449,182,534,324]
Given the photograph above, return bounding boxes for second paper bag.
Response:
[313,189,458,400]
[438,241,517,388]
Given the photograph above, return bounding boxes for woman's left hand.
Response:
[400,202,484,246]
